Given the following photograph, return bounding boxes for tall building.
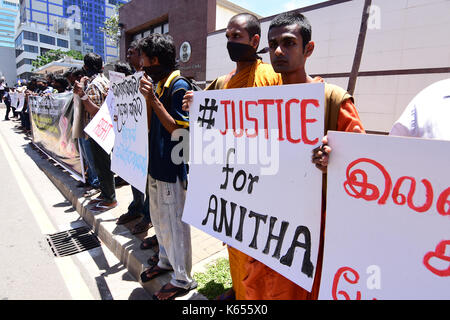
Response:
[0,0,19,85]
[16,0,127,79]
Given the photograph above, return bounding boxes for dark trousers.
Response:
[88,137,116,203]
[129,186,151,222]
[4,101,10,119]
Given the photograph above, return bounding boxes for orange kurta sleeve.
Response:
[337,99,366,133]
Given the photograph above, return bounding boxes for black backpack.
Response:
[161,75,201,108]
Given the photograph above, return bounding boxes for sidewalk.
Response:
[0,104,228,300]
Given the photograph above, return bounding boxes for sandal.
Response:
[147,253,159,267]
[140,235,158,250]
[132,219,153,235]
[140,265,173,283]
[152,281,198,300]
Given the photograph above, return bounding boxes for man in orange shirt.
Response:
[242,11,365,300]
[183,13,281,300]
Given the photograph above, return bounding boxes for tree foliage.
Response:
[32,49,83,69]
[99,4,124,45]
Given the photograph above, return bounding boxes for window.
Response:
[24,31,37,41]
[74,29,81,36]
[57,39,68,48]
[40,47,50,56]
[16,58,34,68]
[75,40,81,46]
[24,44,38,53]
[15,31,23,48]
[40,34,55,45]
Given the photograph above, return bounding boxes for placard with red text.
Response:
[319,132,450,299]
[182,83,325,292]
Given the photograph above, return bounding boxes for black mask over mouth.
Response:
[227,42,259,62]
[143,65,172,83]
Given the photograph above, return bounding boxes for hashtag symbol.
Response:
[197,98,218,129]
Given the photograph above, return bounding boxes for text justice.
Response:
[217,98,321,144]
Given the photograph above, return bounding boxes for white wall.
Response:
[206,0,450,133]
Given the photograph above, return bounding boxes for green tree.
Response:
[99,4,124,46]
[32,49,83,70]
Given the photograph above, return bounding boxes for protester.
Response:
[183,12,282,300]
[73,53,117,211]
[231,11,365,300]
[2,86,11,120]
[390,78,450,140]
[138,33,196,300]
[53,76,70,93]
[112,60,153,236]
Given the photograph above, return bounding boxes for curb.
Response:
[32,144,211,300]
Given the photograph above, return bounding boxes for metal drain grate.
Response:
[46,226,101,257]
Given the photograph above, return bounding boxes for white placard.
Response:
[182,83,325,292]
[14,93,26,112]
[110,72,148,194]
[319,132,450,300]
[84,98,115,154]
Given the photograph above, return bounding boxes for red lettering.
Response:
[258,99,274,140]
[437,187,450,216]
[392,177,433,213]
[220,100,231,135]
[275,99,284,141]
[285,99,301,144]
[301,99,319,145]
[245,100,258,138]
[231,101,244,138]
[344,158,392,205]
[332,267,361,300]
[344,157,449,216]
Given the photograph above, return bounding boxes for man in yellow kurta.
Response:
[183,13,281,300]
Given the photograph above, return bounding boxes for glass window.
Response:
[40,34,55,45]
[24,44,38,53]
[24,31,38,41]
[40,47,50,56]
[57,39,68,48]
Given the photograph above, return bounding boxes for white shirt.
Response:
[390,78,450,140]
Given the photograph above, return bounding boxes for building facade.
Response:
[0,0,19,85]
[16,0,128,79]
[118,0,257,85]
[206,0,450,133]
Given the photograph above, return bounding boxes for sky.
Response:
[227,0,329,17]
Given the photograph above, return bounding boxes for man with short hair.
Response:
[241,11,365,300]
[138,33,195,300]
[182,13,282,300]
[115,42,153,237]
[73,53,116,211]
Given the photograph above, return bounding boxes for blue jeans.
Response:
[79,138,99,188]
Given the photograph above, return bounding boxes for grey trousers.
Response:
[147,175,193,289]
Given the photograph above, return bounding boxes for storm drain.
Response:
[46,226,101,257]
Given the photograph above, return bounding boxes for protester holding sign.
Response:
[236,12,365,300]
[138,34,196,300]
[115,44,153,237]
[74,53,117,212]
[183,13,282,301]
